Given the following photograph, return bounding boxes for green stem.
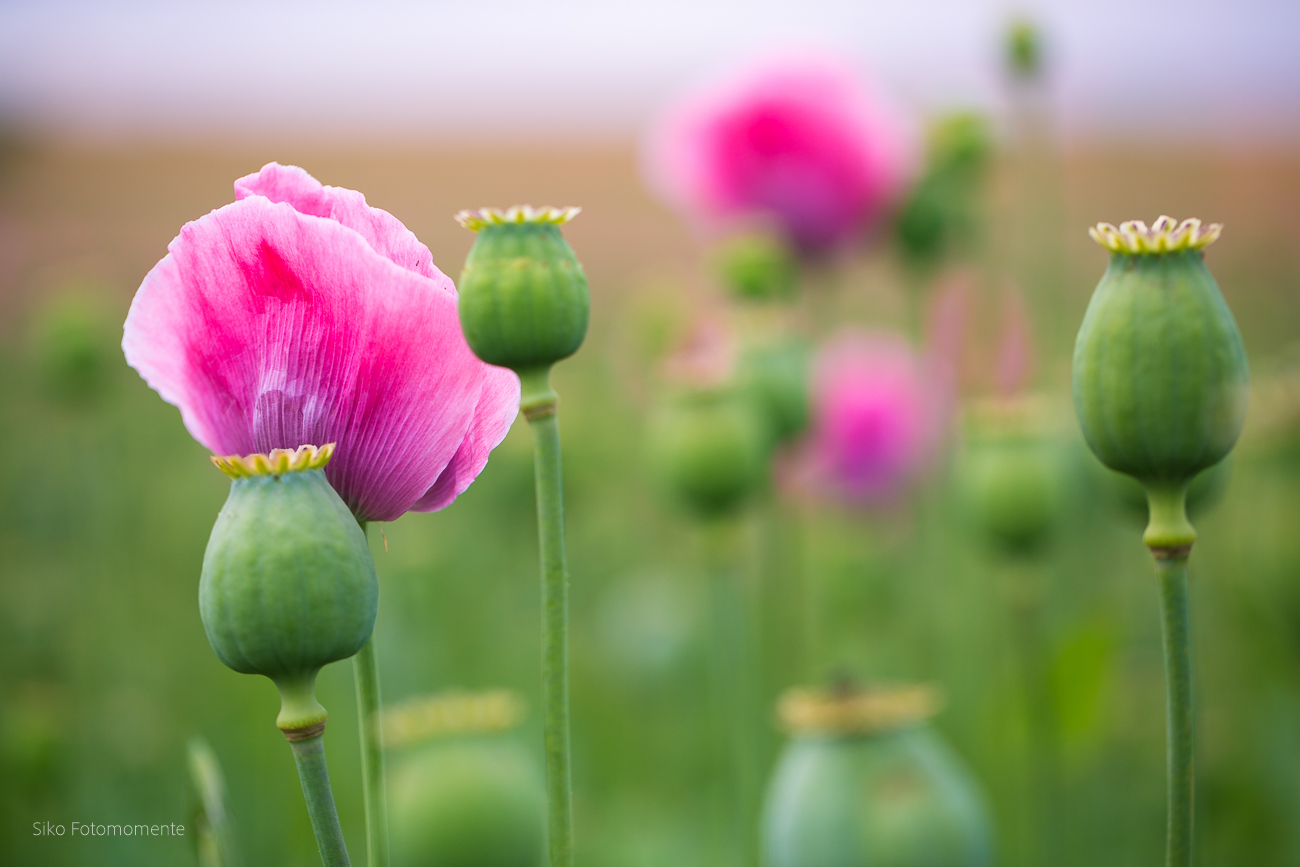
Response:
[702,517,756,867]
[289,734,352,867]
[1155,554,1194,867]
[353,637,389,867]
[520,366,574,867]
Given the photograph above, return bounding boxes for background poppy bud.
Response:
[385,691,544,867]
[762,684,993,867]
[647,387,768,518]
[1073,217,1248,548]
[715,234,799,303]
[737,336,812,447]
[958,397,1066,555]
[456,206,590,373]
[200,444,378,732]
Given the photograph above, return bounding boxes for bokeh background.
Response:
[2,1,1300,866]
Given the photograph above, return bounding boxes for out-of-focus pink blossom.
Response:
[995,284,1034,397]
[123,163,520,522]
[645,56,914,256]
[806,332,941,503]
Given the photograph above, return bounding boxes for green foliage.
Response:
[1005,19,1043,79]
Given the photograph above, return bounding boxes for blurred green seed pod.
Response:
[384,690,545,867]
[894,113,992,266]
[1005,19,1043,79]
[715,234,800,303]
[646,387,768,518]
[200,444,377,732]
[1073,217,1248,548]
[958,396,1067,555]
[456,206,589,373]
[31,293,112,404]
[763,685,993,867]
[737,335,812,446]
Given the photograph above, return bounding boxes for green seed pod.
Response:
[737,335,812,446]
[763,685,993,867]
[715,234,799,303]
[1073,217,1248,549]
[958,397,1066,555]
[646,387,768,518]
[385,691,544,867]
[201,444,377,732]
[1005,18,1043,79]
[456,206,589,373]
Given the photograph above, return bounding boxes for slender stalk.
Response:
[703,517,757,867]
[353,637,388,867]
[289,734,352,867]
[1155,553,1194,867]
[520,367,574,867]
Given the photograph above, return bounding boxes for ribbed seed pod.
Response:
[200,444,377,731]
[763,685,992,867]
[385,691,545,867]
[456,206,589,373]
[646,387,768,518]
[1073,217,1248,549]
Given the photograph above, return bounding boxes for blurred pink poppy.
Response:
[123,162,519,522]
[645,56,914,256]
[806,332,941,503]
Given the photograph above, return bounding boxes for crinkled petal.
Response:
[124,195,489,521]
[235,162,448,284]
[411,365,520,512]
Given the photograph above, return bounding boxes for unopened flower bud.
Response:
[456,206,589,374]
[715,234,799,302]
[1073,217,1248,549]
[958,397,1065,555]
[647,387,767,518]
[200,444,378,733]
[737,335,812,446]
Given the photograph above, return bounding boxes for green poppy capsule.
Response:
[715,234,800,303]
[646,386,768,518]
[1073,217,1248,550]
[385,691,545,867]
[737,335,813,447]
[763,685,993,867]
[456,206,589,374]
[958,396,1066,555]
[200,444,378,734]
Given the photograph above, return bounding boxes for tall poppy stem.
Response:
[1154,552,1194,867]
[702,517,757,867]
[289,733,352,867]
[520,367,574,867]
[353,636,389,867]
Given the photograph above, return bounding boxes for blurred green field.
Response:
[2,140,1300,867]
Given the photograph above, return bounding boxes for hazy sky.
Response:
[1,0,1296,143]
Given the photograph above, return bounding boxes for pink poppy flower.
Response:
[645,56,914,256]
[806,332,941,503]
[123,162,520,522]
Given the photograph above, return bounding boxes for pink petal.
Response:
[124,195,491,522]
[645,56,915,255]
[235,162,447,284]
[411,365,520,512]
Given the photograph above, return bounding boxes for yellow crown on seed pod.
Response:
[381,689,526,748]
[1088,215,1222,254]
[211,443,336,479]
[778,684,944,736]
[454,205,581,231]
